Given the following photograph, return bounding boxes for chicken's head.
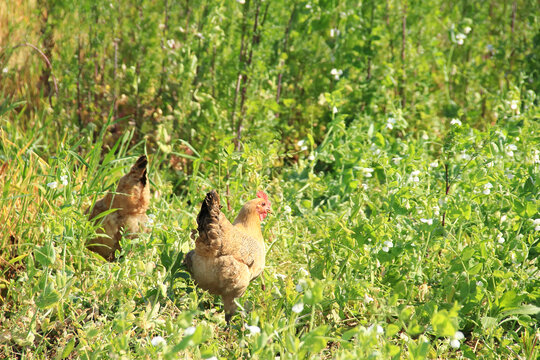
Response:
[255,191,271,221]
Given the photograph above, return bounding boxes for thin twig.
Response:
[11,42,59,107]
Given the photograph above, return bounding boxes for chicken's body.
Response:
[87,155,150,261]
[184,190,271,322]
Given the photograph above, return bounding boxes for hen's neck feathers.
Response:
[232,200,263,241]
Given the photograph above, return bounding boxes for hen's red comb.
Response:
[257,191,268,202]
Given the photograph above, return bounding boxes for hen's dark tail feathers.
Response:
[195,190,223,256]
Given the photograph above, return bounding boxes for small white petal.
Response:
[151,336,167,346]
[364,294,374,303]
[483,189,491,195]
[246,325,261,335]
[376,325,384,335]
[450,118,462,126]
[476,281,483,287]
[299,268,309,276]
[383,240,393,248]
[454,331,465,340]
[297,140,305,147]
[464,26,471,34]
[450,339,461,349]
[332,106,338,114]
[47,181,58,189]
[274,273,286,280]
[283,205,292,214]
[296,283,303,292]
[292,303,304,313]
[533,218,540,225]
[184,326,196,336]
[382,246,389,252]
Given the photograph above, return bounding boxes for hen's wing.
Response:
[194,190,227,257]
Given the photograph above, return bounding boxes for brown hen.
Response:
[184,190,271,323]
[87,155,150,261]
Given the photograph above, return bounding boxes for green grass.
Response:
[1,0,540,358]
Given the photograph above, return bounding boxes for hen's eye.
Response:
[261,202,266,206]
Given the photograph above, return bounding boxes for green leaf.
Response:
[34,242,56,268]
[61,339,76,359]
[502,304,540,316]
[497,290,521,311]
[301,326,329,355]
[36,284,60,309]
[431,310,456,337]
[480,316,497,331]
[386,324,400,337]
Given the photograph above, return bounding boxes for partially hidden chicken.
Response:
[184,190,271,322]
[87,155,150,261]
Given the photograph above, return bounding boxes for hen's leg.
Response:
[223,296,237,324]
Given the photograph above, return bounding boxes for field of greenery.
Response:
[1,0,539,358]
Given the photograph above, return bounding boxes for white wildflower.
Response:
[246,325,261,335]
[361,167,374,177]
[332,106,338,114]
[464,26,471,34]
[308,154,315,161]
[167,39,176,48]
[487,44,494,52]
[158,23,166,30]
[476,281,483,287]
[456,33,466,45]
[297,140,305,147]
[420,218,433,225]
[330,68,343,80]
[392,157,402,165]
[292,303,304,313]
[296,282,304,292]
[237,0,245,3]
[497,233,505,244]
[376,325,384,335]
[47,181,58,189]
[274,273,286,280]
[330,28,340,37]
[483,182,493,195]
[422,133,429,140]
[450,118,462,126]
[364,294,374,304]
[283,205,291,214]
[60,175,68,186]
[450,331,464,349]
[429,161,438,168]
[500,214,507,223]
[433,205,440,216]
[184,326,196,336]
[151,336,167,346]
[299,268,309,276]
[387,123,394,130]
[510,100,519,110]
[305,3,312,9]
[382,240,393,252]
[2,67,7,74]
